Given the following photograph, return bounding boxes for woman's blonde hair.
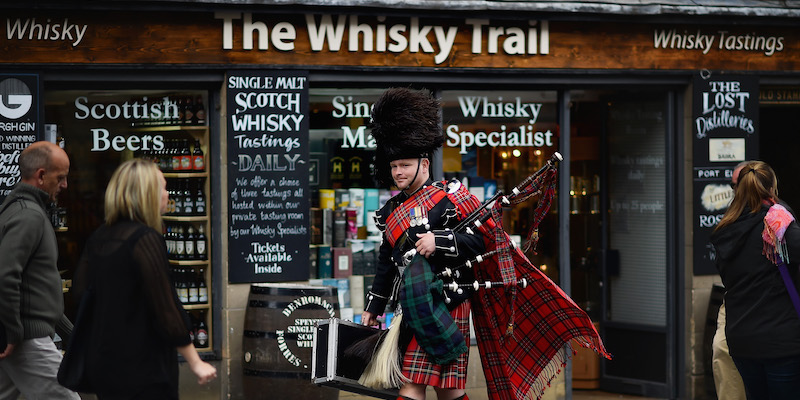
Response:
[105,158,164,231]
[715,160,780,231]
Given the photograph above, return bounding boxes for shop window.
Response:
[44,89,214,352]
[307,88,384,321]
[439,90,560,282]
[568,91,605,321]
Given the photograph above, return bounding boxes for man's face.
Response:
[390,158,429,192]
[40,150,69,203]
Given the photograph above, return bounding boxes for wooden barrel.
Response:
[243,283,340,400]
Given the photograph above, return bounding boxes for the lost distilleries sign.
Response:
[2,12,799,71]
[692,74,759,275]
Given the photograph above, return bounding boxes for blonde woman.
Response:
[711,161,800,399]
[70,159,215,399]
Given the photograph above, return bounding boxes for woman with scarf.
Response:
[710,161,800,399]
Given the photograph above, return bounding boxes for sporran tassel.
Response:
[358,313,409,389]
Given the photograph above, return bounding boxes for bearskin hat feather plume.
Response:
[369,88,444,187]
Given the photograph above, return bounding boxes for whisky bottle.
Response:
[183,96,194,126]
[188,270,199,304]
[194,95,206,126]
[185,225,196,260]
[192,140,205,172]
[198,268,208,303]
[179,140,192,171]
[183,181,194,216]
[196,225,207,261]
[194,312,209,348]
[171,140,181,172]
[194,181,206,216]
[177,268,189,304]
[175,225,186,260]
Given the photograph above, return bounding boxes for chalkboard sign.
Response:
[692,73,759,275]
[0,74,39,203]
[226,71,310,283]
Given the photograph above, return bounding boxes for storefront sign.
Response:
[334,93,555,155]
[226,70,310,283]
[0,74,39,201]
[653,28,784,56]
[760,87,800,104]
[445,94,555,154]
[692,74,759,275]
[3,12,800,71]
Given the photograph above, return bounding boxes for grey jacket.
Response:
[0,183,70,345]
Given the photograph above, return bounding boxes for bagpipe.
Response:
[313,151,608,400]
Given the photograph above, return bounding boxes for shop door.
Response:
[760,105,800,212]
[598,94,676,398]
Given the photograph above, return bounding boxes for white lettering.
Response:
[90,128,164,152]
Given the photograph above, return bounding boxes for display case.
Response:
[135,122,213,353]
[46,89,215,354]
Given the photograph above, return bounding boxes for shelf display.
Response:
[45,89,214,355]
[153,125,213,353]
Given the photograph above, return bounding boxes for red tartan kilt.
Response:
[402,300,471,389]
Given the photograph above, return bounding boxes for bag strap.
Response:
[777,260,800,320]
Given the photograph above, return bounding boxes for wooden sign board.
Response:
[2,11,799,71]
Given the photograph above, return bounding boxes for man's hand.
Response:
[0,344,15,359]
[415,232,436,258]
[361,311,379,327]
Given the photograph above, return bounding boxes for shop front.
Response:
[2,2,799,399]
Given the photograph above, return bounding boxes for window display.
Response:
[44,89,214,352]
[440,90,560,280]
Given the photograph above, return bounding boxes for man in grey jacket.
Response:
[0,141,79,399]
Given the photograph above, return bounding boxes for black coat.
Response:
[72,220,192,399]
[710,204,800,359]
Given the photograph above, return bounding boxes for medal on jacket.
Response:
[409,206,428,228]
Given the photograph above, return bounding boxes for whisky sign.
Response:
[226,70,310,283]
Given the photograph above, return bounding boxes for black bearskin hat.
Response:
[369,88,444,188]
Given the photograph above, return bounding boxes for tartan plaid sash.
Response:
[385,185,447,247]
[400,253,468,364]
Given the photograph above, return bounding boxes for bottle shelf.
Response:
[163,172,208,178]
[164,215,208,222]
[182,303,210,310]
[169,260,209,266]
